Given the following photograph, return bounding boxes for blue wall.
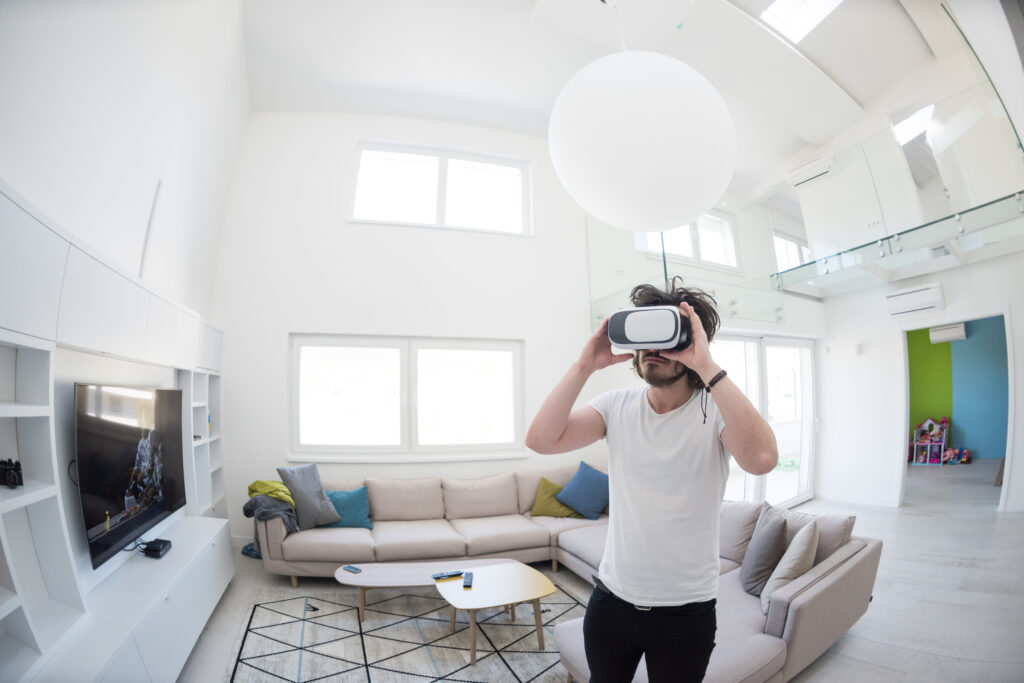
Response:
[950,316,1009,459]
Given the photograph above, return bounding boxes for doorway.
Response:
[905,315,1009,507]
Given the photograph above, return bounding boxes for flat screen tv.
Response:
[73,384,186,569]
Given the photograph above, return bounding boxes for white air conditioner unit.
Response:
[929,323,966,343]
[787,157,835,188]
[884,284,944,315]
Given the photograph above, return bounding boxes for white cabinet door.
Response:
[0,191,69,340]
[145,297,200,369]
[99,638,152,683]
[56,247,149,359]
[132,524,233,683]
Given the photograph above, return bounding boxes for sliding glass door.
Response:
[763,341,814,505]
[711,335,815,507]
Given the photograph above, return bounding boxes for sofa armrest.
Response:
[765,536,882,679]
[256,518,289,562]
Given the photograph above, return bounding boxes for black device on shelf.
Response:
[0,459,23,488]
[143,538,172,558]
[73,384,186,569]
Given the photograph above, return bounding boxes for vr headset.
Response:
[607,306,692,351]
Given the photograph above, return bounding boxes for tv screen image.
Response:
[73,384,186,568]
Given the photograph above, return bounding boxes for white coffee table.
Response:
[333,558,509,622]
[433,561,556,665]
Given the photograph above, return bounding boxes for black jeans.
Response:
[583,584,716,683]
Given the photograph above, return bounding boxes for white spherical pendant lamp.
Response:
[548,51,736,233]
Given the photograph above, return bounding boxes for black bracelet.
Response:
[706,369,727,390]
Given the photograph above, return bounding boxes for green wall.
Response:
[907,328,953,432]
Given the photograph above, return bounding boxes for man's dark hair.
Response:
[629,276,720,390]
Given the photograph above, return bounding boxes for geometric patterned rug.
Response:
[231,583,586,682]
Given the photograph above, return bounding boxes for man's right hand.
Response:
[578,317,633,374]
[525,318,628,454]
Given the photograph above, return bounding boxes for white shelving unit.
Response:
[0,328,85,682]
[177,369,225,518]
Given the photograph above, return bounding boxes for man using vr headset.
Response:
[526,276,778,682]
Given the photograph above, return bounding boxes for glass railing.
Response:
[771,190,1024,295]
[770,77,1024,294]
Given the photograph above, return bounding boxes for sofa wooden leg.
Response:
[566,673,572,683]
[290,576,298,588]
[552,558,558,572]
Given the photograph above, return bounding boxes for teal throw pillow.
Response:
[555,462,609,520]
[321,486,373,529]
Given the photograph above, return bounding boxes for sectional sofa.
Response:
[253,463,601,585]
[252,463,882,682]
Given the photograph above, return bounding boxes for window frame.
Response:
[772,232,812,272]
[634,209,742,273]
[348,142,533,237]
[289,334,525,462]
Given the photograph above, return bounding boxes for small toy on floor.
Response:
[940,448,972,465]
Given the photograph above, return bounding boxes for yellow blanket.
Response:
[248,480,294,508]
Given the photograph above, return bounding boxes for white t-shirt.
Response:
[588,386,731,606]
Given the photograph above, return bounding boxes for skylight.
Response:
[760,0,845,44]
[893,104,935,145]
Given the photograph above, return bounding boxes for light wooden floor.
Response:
[181,458,1023,682]
[791,458,1023,683]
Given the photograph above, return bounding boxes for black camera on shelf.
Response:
[0,459,24,488]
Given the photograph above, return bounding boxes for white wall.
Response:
[814,251,1023,510]
[212,112,615,540]
[0,0,250,319]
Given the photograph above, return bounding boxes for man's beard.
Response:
[638,353,688,388]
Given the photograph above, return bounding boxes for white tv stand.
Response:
[35,515,232,683]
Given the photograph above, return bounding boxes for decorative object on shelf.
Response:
[548,4,735,234]
[0,458,23,488]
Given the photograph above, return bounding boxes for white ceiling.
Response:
[243,0,971,208]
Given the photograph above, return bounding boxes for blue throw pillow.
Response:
[320,487,373,529]
[555,462,609,520]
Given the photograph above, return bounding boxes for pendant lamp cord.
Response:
[601,0,628,51]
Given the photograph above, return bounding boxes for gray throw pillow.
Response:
[277,463,341,530]
[740,502,788,596]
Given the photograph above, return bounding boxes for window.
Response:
[635,212,738,268]
[351,144,530,235]
[290,335,522,459]
[773,234,811,272]
[761,0,845,44]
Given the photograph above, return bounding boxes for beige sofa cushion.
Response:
[442,472,518,519]
[779,508,855,565]
[367,477,444,521]
[281,527,375,563]
[371,519,465,561]
[557,524,608,569]
[719,501,761,564]
[449,514,550,555]
[525,514,607,545]
[514,464,582,514]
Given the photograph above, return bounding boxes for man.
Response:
[525,279,778,682]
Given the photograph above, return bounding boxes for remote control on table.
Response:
[431,570,464,581]
[463,571,473,589]
[342,565,362,573]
